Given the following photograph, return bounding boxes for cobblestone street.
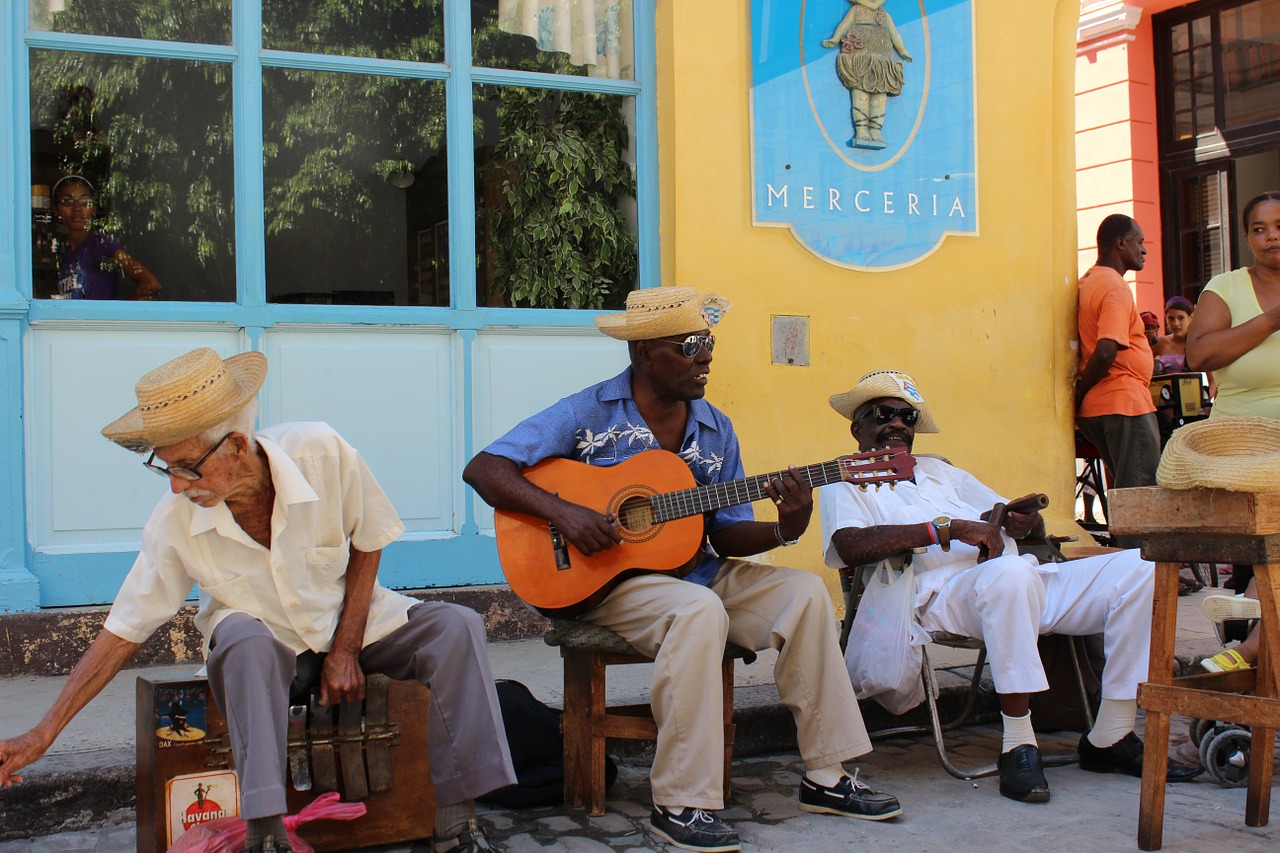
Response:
[3,720,1277,853]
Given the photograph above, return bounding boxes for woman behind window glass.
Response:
[52,175,161,300]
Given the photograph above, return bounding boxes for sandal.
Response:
[1200,648,1252,673]
[1202,594,1262,623]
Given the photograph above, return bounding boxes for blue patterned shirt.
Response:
[481,368,753,585]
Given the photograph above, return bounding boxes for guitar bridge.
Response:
[549,524,572,571]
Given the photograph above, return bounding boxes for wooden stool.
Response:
[1111,487,1280,851]
[544,620,757,816]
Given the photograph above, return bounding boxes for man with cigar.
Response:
[818,369,1198,805]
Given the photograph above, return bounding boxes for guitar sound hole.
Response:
[616,496,655,533]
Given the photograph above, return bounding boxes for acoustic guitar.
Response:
[495,447,915,616]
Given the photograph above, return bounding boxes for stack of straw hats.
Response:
[1156,417,1280,492]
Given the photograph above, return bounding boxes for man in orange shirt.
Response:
[1076,214,1159,548]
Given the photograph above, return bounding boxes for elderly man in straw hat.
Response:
[464,287,900,853]
[819,369,1201,805]
[0,348,515,853]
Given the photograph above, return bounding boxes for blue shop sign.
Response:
[750,0,977,270]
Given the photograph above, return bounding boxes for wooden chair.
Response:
[838,539,1098,780]
[544,619,757,815]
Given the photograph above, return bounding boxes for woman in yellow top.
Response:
[1185,190,1280,673]
[1187,191,1280,418]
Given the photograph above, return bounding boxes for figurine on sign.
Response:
[822,0,913,149]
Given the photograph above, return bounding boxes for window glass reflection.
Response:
[263,70,448,306]
[473,0,634,80]
[30,50,236,301]
[30,0,231,44]
[262,0,444,64]
[1222,0,1280,129]
[474,85,637,309]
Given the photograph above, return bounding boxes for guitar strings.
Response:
[650,454,902,522]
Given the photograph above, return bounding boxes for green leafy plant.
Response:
[488,83,638,310]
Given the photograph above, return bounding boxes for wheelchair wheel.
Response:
[1201,727,1251,788]
[1188,717,1217,748]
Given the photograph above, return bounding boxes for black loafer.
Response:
[798,773,903,820]
[998,744,1050,802]
[1078,732,1203,781]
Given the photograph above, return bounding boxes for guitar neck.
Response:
[651,460,852,522]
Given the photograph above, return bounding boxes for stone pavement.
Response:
[0,584,1272,852]
[0,720,1277,853]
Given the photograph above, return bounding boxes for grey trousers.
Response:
[1078,411,1161,549]
[206,602,516,819]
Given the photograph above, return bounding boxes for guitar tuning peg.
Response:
[858,484,868,492]
[888,482,896,490]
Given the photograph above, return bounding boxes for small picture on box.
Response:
[154,682,209,744]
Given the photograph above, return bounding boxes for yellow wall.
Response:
[657,1,1083,602]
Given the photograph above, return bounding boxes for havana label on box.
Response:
[165,769,240,847]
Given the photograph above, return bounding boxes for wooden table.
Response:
[1110,487,1280,851]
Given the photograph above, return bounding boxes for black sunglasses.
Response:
[653,334,715,359]
[860,404,921,427]
[143,432,232,481]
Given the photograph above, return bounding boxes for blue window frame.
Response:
[16,0,659,329]
[2,2,660,609]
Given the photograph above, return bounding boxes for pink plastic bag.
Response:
[166,792,368,853]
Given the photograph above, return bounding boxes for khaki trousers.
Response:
[580,559,873,810]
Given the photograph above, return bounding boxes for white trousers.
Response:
[581,559,873,810]
[920,550,1154,699]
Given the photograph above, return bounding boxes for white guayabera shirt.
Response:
[106,422,411,655]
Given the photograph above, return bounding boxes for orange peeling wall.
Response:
[1075,0,1187,315]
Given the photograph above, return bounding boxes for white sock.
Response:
[1001,711,1037,753]
[1087,698,1137,748]
[805,763,847,788]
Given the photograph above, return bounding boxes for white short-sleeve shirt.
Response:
[105,422,413,654]
[819,455,1045,608]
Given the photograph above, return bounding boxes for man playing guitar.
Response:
[464,286,901,853]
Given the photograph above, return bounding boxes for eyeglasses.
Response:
[55,197,96,208]
[653,334,715,358]
[859,405,921,427]
[143,433,232,481]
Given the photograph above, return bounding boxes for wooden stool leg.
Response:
[561,651,594,810]
[1246,563,1280,827]
[586,651,609,816]
[721,657,735,804]
[1138,560,1180,851]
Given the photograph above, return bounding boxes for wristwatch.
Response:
[932,516,952,551]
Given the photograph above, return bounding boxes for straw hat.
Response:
[1156,417,1280,492]
[595,286,731,340]
[101,348,267,451]
[828,369,940,434]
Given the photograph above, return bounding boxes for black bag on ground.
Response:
[478,678,617,809]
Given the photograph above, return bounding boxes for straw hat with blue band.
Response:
[828,369,941,434]
[594,286,731,340]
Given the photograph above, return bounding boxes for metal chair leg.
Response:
[916,643,1084,779]
[1067,635,1096,732]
